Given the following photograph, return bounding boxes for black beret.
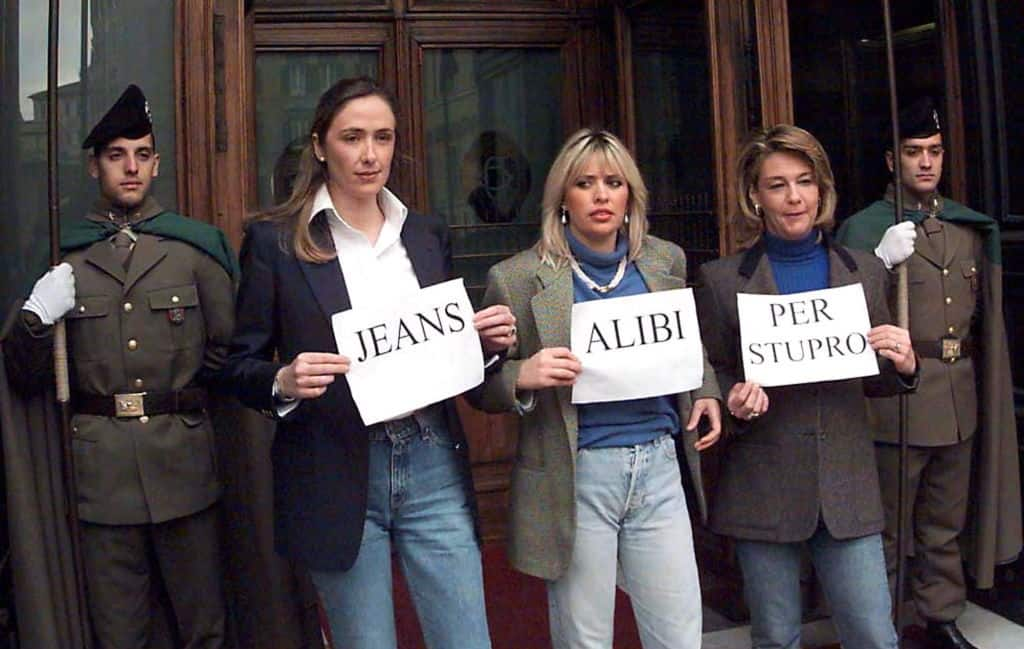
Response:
[81,84,153,150]
[885,96,942,150]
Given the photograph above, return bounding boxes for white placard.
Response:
[570,289,704,404]
[737,283,879,388]
[331,278,483,425]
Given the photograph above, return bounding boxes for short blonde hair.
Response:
[536,129,649,267]
[735,124,837,248]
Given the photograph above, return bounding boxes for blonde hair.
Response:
[252,77,398,263]
[735,124,837,248]
[536,129,649,267]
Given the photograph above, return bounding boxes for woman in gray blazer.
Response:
[695,125,918,649]
[473,129,721,649]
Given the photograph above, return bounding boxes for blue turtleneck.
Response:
[566,229,680,449]
[763,229,829,295]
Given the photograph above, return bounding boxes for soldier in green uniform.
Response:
[4,85,236,649]
[837,97,1021,649]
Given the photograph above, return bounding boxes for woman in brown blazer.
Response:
[695,125,918,649]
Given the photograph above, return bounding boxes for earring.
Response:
[560,205,568,225]
[754,203,763,217]
[317,155,326,163]
[624,213,630,225]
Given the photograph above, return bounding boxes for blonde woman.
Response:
[472,129,722,649]
[696,125,918,649]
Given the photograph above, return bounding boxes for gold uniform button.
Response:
[944,296,952,305]
[971,266,976,273]
[134,378,144,388]
[171,295,180,304]
[127,339,138,351]
[78,305,86,313]
[138,416,149,424]
[948,326,956,334]
[942,268,949,276]
[123,302,133,312]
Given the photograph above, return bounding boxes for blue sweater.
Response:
[763,229,829,295]
[567,230,680,449]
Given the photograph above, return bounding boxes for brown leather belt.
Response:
[913,337,973,362]
[74,388,207,418]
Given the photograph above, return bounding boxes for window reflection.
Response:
[422,49,561,304]
[1,0,176,318]
[254,53,378,207]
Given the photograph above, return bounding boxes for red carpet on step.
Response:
[393,541,643,649]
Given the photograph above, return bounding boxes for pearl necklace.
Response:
[568,255,628,294]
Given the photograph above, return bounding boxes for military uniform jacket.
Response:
[838,194,1022,587]
[6,196,235,525]
[471,236,721,581]
[696,235,913,543]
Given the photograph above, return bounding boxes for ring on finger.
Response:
[894,342,901,352]
[509,325,517,337]
[749,411,760,419]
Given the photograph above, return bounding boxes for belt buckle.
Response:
[114,392,146,417]
[941,335,961,363]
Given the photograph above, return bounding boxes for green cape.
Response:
[837,196,1002,263]
[61,211,239,280]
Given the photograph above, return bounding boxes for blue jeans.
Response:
[735,527,897,649]
[548,435,702,649]
[309,411,491,649]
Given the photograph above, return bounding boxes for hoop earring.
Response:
[754,204,763,218]
[560,205,568,225]
[624,213,630,225]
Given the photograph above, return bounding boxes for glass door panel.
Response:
[629,0,717,275]
[253,53,378,207]
[421,48,562,305]
[789,1,943,221]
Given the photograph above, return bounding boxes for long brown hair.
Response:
[735,124,837,248]
[253,77,399,263]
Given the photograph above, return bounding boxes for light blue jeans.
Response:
[548,434,702,649]
[735,527,898,649]
[309,411,491,649]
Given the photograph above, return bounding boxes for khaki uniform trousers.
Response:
[81,505,226,649]
[876,438,974,622]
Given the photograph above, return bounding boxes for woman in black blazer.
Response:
[219,77,514,649]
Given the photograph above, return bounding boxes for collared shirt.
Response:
[310,184,421,309]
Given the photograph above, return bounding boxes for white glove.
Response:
[874,221,917,269]
[23,263,76,325]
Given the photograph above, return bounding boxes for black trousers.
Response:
[81,505,226,649]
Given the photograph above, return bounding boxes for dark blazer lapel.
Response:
[300,258,352,325]
[123,236,167,292]
[402,217,445,287]
[827,237,861,288]
[299,214,352,324]
[82,238,127,285]
[738,243,778,295]
[531,262,577,437]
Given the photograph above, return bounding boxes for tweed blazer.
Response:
[695,234,914,543]
[472,235,720,581]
